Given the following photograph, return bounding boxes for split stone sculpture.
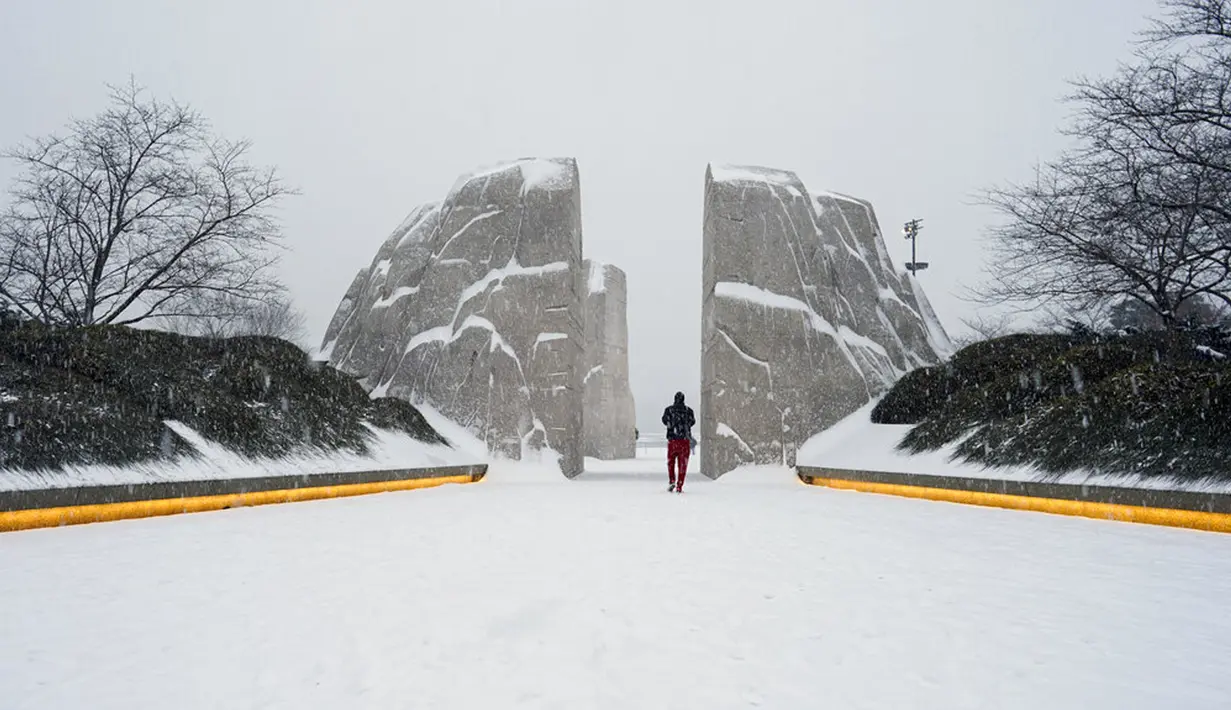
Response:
[700,164,952,477]
[582,260,636,460]
[320,158,585,476]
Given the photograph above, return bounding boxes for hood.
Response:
[674,392,685,406]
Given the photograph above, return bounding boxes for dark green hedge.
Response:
[0,322,446,471]
[873,329,1231,483]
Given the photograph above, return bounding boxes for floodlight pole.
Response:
[903,218,927,276]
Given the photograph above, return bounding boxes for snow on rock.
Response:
[582,260,636,460]
[449,158,573,198]
[701,163,952,477]
[905,266,956,358]
[318,267,369,361]
[709,163,800,187]
[715,422,755,458]
[415,402,567,484]
[714,281,841,336]
[320,158,585,477]
[517,158,572,194]
[587,259,608,293]
[392,202,444,249]
[371,286,421,311]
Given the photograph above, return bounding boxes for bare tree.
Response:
[950,311,1018,349]
[1148,0,1231,40]
[975,0,1231,329]
[244,298,308,343]
[1108,292,1225,329]
[978,144,1230,326]
[0,80,291,327]
[1073,3,1231,236]
[1035,302,1115,335]
[162,290,308,344]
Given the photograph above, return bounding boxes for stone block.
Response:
[582,260,636,460]
[321,158,585,476]
[700,164,952,477]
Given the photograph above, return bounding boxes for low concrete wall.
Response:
[0,464,487,533]
[797,466,1231,534]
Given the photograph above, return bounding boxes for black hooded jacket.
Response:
[662,392,695,441]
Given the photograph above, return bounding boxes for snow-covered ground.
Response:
[3,453,1230,709]
[0,405,484,492]
[798,401,1231,494]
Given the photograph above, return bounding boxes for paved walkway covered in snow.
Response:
[3,457,1230,709]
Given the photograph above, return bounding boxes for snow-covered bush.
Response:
[873,329,1231,483]
[0,322,445,472]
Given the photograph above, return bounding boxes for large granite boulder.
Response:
[320,158,585,476]
[700,164,952,477]
[582,260,636,460]
[319,267,369,360]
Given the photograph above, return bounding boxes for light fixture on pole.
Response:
[903,218,928,276]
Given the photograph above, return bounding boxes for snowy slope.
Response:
[0,415,481,492]
[797,402,1231,494]
[2,458,1229,709]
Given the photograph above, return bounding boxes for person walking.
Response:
[661,391,695,493]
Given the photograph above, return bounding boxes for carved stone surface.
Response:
[320,158,585,476]
[319,267,368,360]
[700,164,952,477]
[582,260,636,460]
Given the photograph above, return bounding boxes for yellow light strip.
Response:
[0,474,477,533]
[804,476,1231,534]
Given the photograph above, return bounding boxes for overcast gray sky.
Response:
[0,0,1160,429]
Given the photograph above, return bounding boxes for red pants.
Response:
[667,439,691,488]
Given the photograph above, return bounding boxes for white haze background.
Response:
[0,0,1161,429]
